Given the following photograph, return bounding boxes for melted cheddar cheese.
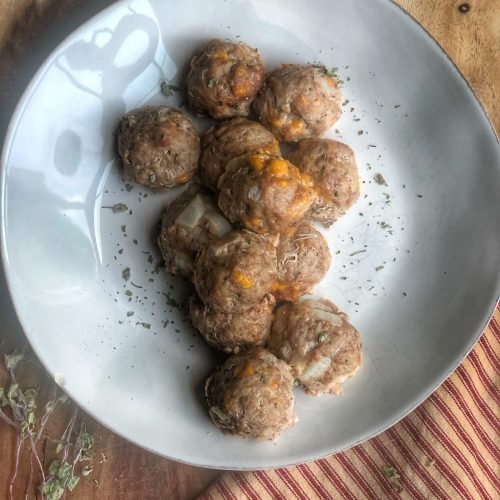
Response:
[233,270,254,289]
[268,158,290,177]
[249,155,266,172]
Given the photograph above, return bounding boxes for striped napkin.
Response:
[200,307,499,499]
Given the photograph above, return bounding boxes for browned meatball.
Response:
[117,106,200,190]
[268,300,362,396]
[205,347,297,439]
[187,39,265,119]
[218,154,315,234]
[200,118,281,191]
[189,293,275,353]
[286,138,360,226]
[157,184,232,276]
[253,64,342,142]
[193,230,277,312]
[274,221,331,301]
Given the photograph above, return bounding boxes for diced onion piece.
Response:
[205,211,232,238]
[209,406,229,422]
[305,300,343,327]
[211,232,239,257]
[173,250,193,273]
[247,185,261,201]
[176,195,205,229]
[189,225,203,243]
[300,356,332,383]
[305,300,331,311]
[312,309,342,327]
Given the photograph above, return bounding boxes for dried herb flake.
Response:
[122,268,130,281]
[374,173,387,186]
[382,466,400,480]
[104,203,128,213]
[160,81,181,97]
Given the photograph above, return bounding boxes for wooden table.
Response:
[0,1,498,498]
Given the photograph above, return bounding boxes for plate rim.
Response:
[1,0,499,470]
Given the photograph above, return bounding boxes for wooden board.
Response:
[0,1,498,498]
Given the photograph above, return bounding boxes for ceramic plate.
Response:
[1,0,499,469]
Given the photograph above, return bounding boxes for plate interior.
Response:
[1,0,499,468]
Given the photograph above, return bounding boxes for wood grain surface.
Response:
[0,1,498,499]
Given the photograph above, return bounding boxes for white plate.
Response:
[1,0,499,469]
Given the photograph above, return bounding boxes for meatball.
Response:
[157,184,232,276]
[117,106,200,190]
[253,64,342,142]
[193,230,277,312]
[200,118,281,191]
[189,293,275,353]
[205,347,297,439]
[274,221,331,300]
[187,39,265,119]
[286,138,360,226]
[218,153,315,234]
[268,300,362,396]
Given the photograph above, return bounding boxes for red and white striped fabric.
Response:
[200,307,499,499]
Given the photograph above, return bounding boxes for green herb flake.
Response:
[110,203,128,213]
[375,265,385,271]
[382,466,400,480]
[349,250,366,257]
[373,173,387,186]
[0,388,8,407]
[125,290,133,297]
[317,332,329,343]
[43,481,65,500]
[122,268,131,281]
[7,383,19,402]
[125,183,134,192]
[141,323,151,330]
[207,78,218,88]
[127,311,134,317]
[67,475,80,491]
[5,353,24,370]
[121,225,127,233]
[57,461,73,481]
[77,430,94,454]
[81,465,93,477]
[48,460,61,477]
[318,65,338,77]
[160,81,181,97]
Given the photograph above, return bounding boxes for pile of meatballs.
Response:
[117,39,362,441]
